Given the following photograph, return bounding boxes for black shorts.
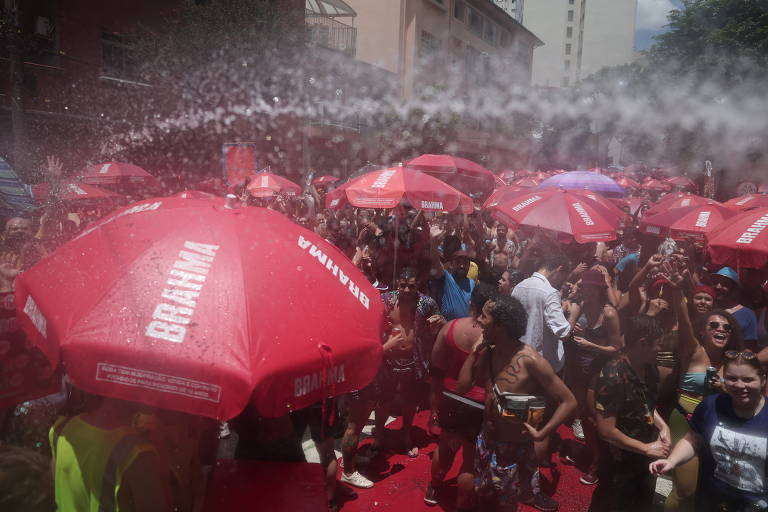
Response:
[438,391,484,440]
[291,399,346,442]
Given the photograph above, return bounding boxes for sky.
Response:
[635,0,683,50]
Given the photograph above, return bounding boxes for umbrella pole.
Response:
[392,214,399,290]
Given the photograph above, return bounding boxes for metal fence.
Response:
[305,14,357,57]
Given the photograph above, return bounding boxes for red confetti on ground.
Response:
[337,411,595,512]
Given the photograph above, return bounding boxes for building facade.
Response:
[521,0,636,87]
[345,0,542,168]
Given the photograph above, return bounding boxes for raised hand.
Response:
[46,155,63,178]
[429,222,446,241]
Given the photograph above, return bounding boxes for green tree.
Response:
[652,0,768,83]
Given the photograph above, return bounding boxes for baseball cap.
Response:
[712,267,740,286]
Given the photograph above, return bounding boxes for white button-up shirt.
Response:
[511,272,571,373]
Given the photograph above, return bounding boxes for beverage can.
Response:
[706,366,718,388]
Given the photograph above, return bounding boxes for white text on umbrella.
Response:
[145,241,221,343]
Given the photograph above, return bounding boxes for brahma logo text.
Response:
[571,202,595,226]
[421,200,443,210]
[512,195,542,212]
[695,211,711,228]
[371,170,396,189]
[736,213,768,244]
[294,365,346,397]
[145,241,221,343]
[297,235,370,309]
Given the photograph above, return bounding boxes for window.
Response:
[563,76,570,87]
[454,0,464,20]
[102,31,136,78]
[483,20,497,45]
[567,10,574,21]
[566,26,573,38]
[419,30,441,59]
[569,0,574,4]
[565,43,571,55]
[467,6,484,37]
[564,60,571,70]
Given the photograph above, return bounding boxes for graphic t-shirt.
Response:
[690,394,768,505]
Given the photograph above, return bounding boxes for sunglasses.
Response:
[398,283,417,291]
[725,350,757,360]
[707,321,732,332]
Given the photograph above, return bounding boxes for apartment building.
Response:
[345,0,541,167]
[521,0,637,87]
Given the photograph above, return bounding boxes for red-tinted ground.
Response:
[337,410,595,512]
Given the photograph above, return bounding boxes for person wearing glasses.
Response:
[650,350,768,511]
[664,273,745,512]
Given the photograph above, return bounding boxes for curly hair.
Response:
[489,295,528,341]
[0,445,55,512]
[693,309,744,352]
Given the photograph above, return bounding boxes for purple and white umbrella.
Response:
[536,171,626,198]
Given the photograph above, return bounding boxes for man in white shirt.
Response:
[511,250,571,374]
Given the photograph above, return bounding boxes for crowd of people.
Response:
[0,163,767,512]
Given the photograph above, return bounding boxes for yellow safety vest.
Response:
[49,416,155,512]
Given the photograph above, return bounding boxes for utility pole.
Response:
[6,0,28,179]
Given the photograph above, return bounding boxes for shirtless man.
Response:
[425,283,497,510]
[458,295,576,512]
[375,267,439,458]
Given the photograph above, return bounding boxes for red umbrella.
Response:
[643,178,672,192]
[405,154,495,193]
[498,170,519,182]
[707,208,768,269]
[512,177,541,188]
[487,189,620,243]
[493,175,506,187]
[15,196,383,420]
[483,186,526,209]
[246,172,302,198]
[639,200,739,241]
[611,197,649,216]
[724,194,768,211]
[325,166,473,213]
[645,192,710,216]
[31,181,122,204]
[312,175,339,186]
[614,176,640,190]
[570,190,627,221]
[79,161,161,189]
[665,176,697,191]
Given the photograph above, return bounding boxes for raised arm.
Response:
[429,222,447,279]
[628,254,663,314]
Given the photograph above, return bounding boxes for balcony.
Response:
[305,13,357,57]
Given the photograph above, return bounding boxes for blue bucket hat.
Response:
[713,267,740,287]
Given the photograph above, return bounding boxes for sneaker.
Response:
[523,492,559,512]
[218,421,231,439]
[424,484,438,506]
[572,419,584,440]
[341,471,374,489]
[522,493,559,512]
[579,471,599,485]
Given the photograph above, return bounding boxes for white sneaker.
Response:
[341,471,374,489]
[572,419,584,440]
